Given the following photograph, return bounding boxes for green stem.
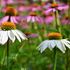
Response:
[53,47,57,70]
[53,11,60,70]
[65,48,69,70]
[34,23,42,42]
[54,11,61,33]
[7,39,9,70]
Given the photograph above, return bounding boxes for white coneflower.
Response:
[37,32,70,53]
[0,22,27,45]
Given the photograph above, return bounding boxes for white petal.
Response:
[62,40,70,49]
[64,39,70,44]
[0,31,8,45]
[48,41,53,50]
[8,30,15,42]
[15,30,27,40]
[12,30,21,42]
[0,31,3,44]
[38,40,49,53]
[55,40,66,53]
[49,40,56,49]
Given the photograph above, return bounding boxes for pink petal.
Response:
[52,8,56,12]
[11,16,18,24]
[32,17,35,22]
[58,5,69,10]
[1,16,9,23]
[44,8,52,14]
[27,16,31,22]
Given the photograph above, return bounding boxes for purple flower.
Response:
[17,5,30,12]
[44,3,69,14]
[26,12,43,23]
[1,7,20,24]
[30,3,41,11]
[28,33,39,38]
[19,19,29,29]
[44,15,54,24]
[6,0,15,5]
[61,16,70,25]
[0,16,18,24]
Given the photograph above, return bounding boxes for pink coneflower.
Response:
[19,19,29,29]
[25,32,38,38]
[44,3,69,14]
[0,0,6,7]
[41,2,51,9]
[0,7,19,24]
[45,15,54,24]
[17,4,30,13]
[28,33,39,38]
[6,0,15,5]
[30,3,41,11]
[42,13,54,24]
[26,12,43,23]
[61,16,70,25]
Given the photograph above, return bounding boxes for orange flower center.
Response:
[25,32,32,36]
[41,2,46,6]
[5,7,17,16]
[51,3,58,8]
[1,22,16,30]
[65,16,69,19]
[47,32,62,40]
[32,3,39,7]
[29,12,37,16]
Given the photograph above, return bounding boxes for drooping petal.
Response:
[15,30,27,40]
[38,40,49,53]
[55,40,66,53]
[0,31,8,45]
[50,40,56,48]
[62,40,70,49]
[12,30,21,42]
[57,5,69,10]
[64,39,70,44]
[1,16,9,23]
[27,16,31,22]
[48,41,53,50]
[11,16,18,24]
[44,8,52,14]
[32,16,35,22]
[52,8,56,12]
[8,30,15,42]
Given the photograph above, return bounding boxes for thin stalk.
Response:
[65,0,70,70]
[7,39,9,70]
[54,11,61,33]
[53,47,57,70]
[65,48,69,70]
[34,23,42,42]
[53,11,61,70]
[1,46,6,65]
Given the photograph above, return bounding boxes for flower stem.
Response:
[53,47,57,70]
[7,39,9,70]
[65,48,69,70]
[34,23,42,42]
[54,11,61,33]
